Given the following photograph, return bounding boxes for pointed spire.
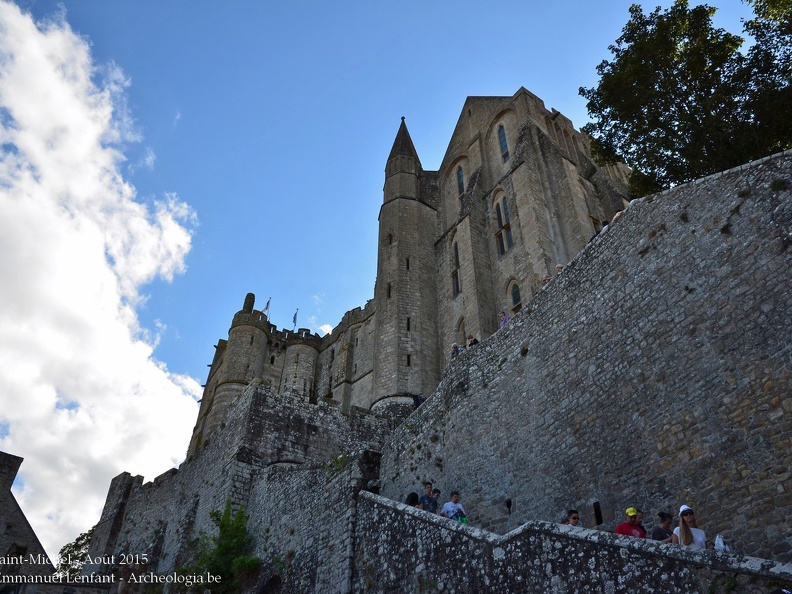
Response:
[388,116,420,164]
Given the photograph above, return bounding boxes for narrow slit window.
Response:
[498,125,510,162]
[456,166,465,195]
[495,197,514,255]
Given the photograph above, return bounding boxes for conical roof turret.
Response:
[388,117,421,167]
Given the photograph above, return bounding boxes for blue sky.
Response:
[16,0,752,381]
[1,0,754,557]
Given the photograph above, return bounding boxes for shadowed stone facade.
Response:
[82,89,792,593]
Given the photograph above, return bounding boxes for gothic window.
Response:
[510,283,522,313]
[456,166,465,195]
[495,197,514,256]
[451,242,461,296]
[498,125,510,163]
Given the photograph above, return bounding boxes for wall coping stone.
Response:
[360,490,792,583]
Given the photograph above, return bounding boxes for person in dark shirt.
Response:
[418,481,438,514]
[652,511,674,543]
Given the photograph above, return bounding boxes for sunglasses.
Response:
[681,511,695,516]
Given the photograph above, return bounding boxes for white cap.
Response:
[679,504,693,515]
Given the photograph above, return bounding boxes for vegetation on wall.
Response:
[176,500,261,593]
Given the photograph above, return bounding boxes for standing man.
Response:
[615,507,645,538]
[440,491,468,523]
[419,482,438,514]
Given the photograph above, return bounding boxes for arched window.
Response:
[495,196,514,255]
[511,283,522,313]
[451,241,461,296]
[456,166,465,195]
[498,125,509,163]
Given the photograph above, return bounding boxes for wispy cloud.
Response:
[319,324,333,336]
[0,1,199,557]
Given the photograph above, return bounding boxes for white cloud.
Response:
[0,2,199,558]
[318,324,333,336]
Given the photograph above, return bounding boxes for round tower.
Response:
[279,336,319,401]
[371,118,440,407]
[187,293,269,454]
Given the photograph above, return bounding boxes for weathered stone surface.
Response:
[380,149,792,564]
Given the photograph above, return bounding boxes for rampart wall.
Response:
[352,492,792,594]
[380,151,792,561]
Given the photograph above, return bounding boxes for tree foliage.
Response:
[580,0,792,196]
[55,524,96,581]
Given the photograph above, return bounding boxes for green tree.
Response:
[54,525,96,581]
[177,501,261,593]
[580,0,792,196]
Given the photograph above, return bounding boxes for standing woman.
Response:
[672,505,707,549]
[652,512,674,543]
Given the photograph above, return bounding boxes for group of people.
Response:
[409,490,707,550]
[405,482,468,524]
[450,334,480,358]
[564,505,706,550]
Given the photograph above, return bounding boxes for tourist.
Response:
[440,491,467,523]
[467,334,479,348]
[615,507,645,538]
[405,492,423,509]
[419,482,438,514]
[564,509,580,526]
[652,511,674,543]
[672,505,706,549]
[498,311,510,329]
[635,510,647,538]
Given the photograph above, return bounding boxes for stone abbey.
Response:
[188,88,630,457]
[67,88,792,593]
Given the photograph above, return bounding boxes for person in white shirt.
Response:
[440,491,467,523]
[672,504,707,549]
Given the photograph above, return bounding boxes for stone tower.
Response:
[371,118,441,405]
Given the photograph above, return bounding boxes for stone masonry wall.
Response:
[353,491,792,594]
[85,384,393,588]
[379,151,792,561]
[247,451,380,593]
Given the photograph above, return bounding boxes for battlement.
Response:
[231,308,322,349]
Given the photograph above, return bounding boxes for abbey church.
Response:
[188,87,630,456]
